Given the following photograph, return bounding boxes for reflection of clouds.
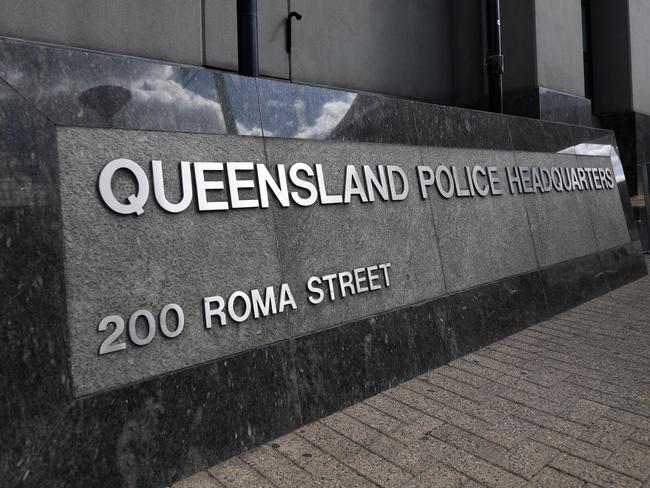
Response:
[127,64,227,131]
[574,143,611,157]
[0,42,264,134]
[236,121,264,136]
[294,93,356,139]
[559,143,627,183]
[610,147,627,183]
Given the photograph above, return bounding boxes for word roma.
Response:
[98,159,616,215]
[205,263,391,326]
[97,263,391,355]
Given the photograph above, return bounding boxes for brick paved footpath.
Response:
[174,266,650,488]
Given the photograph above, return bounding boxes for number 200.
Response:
[98,304,185,355]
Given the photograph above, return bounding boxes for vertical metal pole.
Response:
[237,0,259,77]
[486,0,504,113]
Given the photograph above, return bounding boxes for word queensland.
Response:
[98,159,615,215]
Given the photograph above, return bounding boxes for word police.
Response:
[98,159,615,215]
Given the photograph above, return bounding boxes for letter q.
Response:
[98,158,149,215]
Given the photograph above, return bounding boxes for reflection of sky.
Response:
[0,39,262,134]
[558,143,626,183]
[260,82,356,139]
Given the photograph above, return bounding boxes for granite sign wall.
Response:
[68,133,620,395]
[1,37,646,488]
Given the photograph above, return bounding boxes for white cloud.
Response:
[294,93,356,139]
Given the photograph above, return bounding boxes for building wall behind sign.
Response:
[288,0,454,104]
[629,0,650,116]
[0,0,464,106]
[0,0,203,65]
[534,0,585,97]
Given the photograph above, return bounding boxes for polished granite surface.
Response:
[0,78,71,488]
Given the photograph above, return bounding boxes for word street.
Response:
[96,262,392,356]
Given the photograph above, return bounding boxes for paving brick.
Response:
[529,427,613,463]
[479,415,540,449]
[421,437,527,487]
[559,398,610,426]
[240,445,315,488]
[385,387,492,438]
[462,480,485,487]
[578,417,636,451]
[490,343,537,361]
[345,449,412,488]
[431,423,507,463]
[542,381,585,405]
[496,439,559,480]
[308,458,378,488]
[463,396,520,424]
[321,412,383,447]
[524,467,585,487]
[208,457,275,488]
[630,429,650,447]
[604,408,650,431]
[512,405,587,437]
[434,364,490,389]
[388,414,444,445]
[468,353,555,389]
[344,401,404,435]
[270,432,332,470]
[401,462,468,488]
[171,471,224,488]
[482,378,567,415]
[421,370,490,403]
[298,421,363,460]
[475,347,530,367]
[366,435,430,475]
[550,453,642,488]
[500,336,547,354]
[520,362,570,387]
[403,379,484,416]
[271,433,376,488]
[363,393,424,424]
[563,374,628,397]
[606,440,650,481]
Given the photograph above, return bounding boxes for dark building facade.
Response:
[0,2,648,487]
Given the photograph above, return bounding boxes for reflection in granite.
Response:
[257,78,420,145]
[569,125,614,149]
[449,272,548,356]
[505,86,595,127]
[540,253,610,317]
[600,242,648,289]
[572,142,638,243]
[506,116,547,153]
[414,102,512,150]
[0,80,71,487]
[256,79,357,140]
[538,87,595,127]
[18,342,301,488]
[0,37,261,135]
[293,297,450,424]
[600,112,650,249]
